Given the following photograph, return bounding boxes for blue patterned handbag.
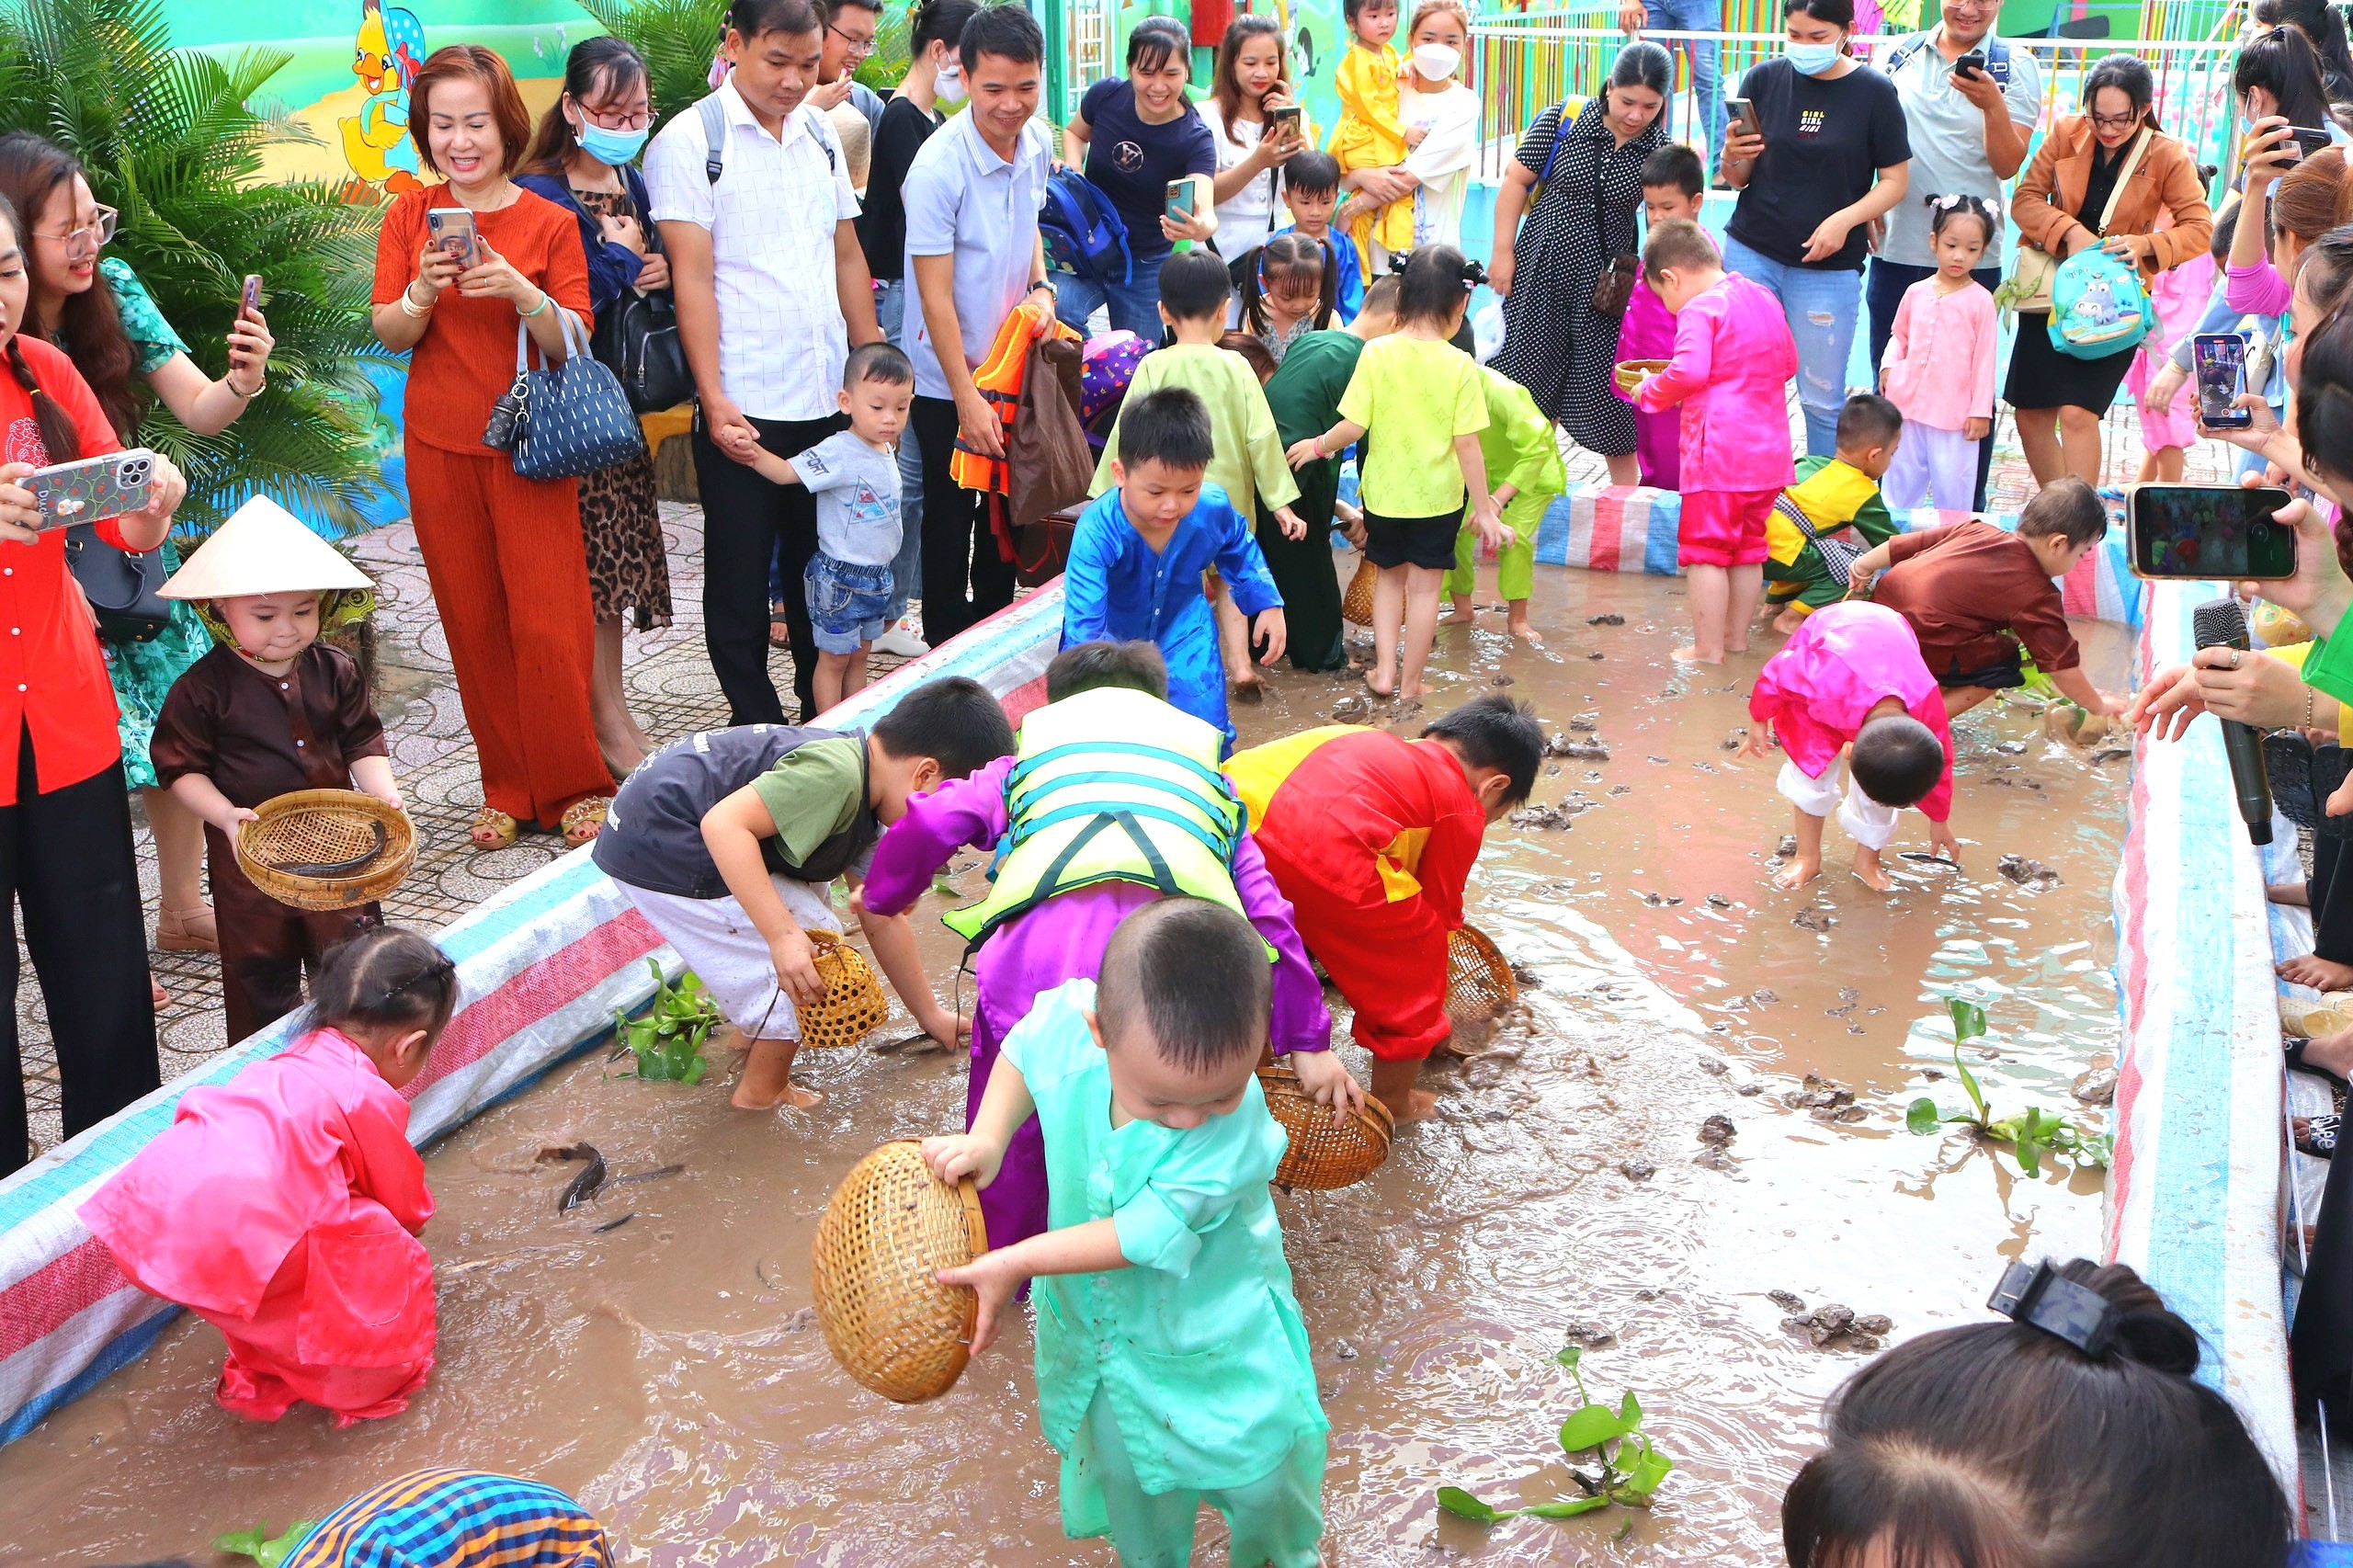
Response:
[500,311,645,483]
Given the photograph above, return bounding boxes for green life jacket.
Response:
[943,687,1255,948]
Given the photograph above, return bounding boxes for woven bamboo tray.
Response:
[1258,1062,1393,1189]
[236,789,414,912]
[811,1140,987,1402]
[1446,924,1518,1025]
[1342,555,1377,627]
[801,930,890,1048]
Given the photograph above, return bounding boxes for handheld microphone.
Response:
[2193,597,2275,846]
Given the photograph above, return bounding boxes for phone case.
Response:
[22,450,158,529]
[426,210,478,267]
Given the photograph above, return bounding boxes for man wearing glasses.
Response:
[813,0,889,142]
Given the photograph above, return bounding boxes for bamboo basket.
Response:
[1258,1062,1394,1189]
[811,1141,987,1403]
[1342,556,1377,627]
[800,930,891,1048]
[236,789,414,913]
[1446,924,1518,1024]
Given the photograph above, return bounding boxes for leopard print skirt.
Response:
[580,448,673,631]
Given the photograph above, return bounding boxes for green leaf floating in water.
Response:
[213,1520,316,1568]
[1905,1096,1944,1135]
[1526,1495,1616,1517]
[1436,1486,1507,1523]
[1559,1401,1632,1453]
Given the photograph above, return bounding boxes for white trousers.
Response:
[617,874,843,1036]
[1778,757,1901,850]
[1882,420,1978,512]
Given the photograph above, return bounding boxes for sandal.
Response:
[769,606,791,648]
[559,796,610,847]
[470,806,519,849]
[2298,1112,2340,1159]
[2287,1035,2351,1092]
[155,902,218,954]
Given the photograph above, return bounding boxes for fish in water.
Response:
[539,1142,608,1211]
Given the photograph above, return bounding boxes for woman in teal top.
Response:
[0,134,277,999]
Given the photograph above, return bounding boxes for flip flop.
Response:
[2298,1112,2340,1159]
[2267,732,2318,830]
[2287,1035,2351,1091]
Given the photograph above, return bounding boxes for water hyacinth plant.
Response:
[614,959,723,1085]
[1905,997,2112,1175]
[1436,1345,1673,1528]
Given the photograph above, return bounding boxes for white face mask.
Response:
[935,58,967,104]
[1412,42,1461,81]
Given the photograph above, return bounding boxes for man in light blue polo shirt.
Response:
[902,3,1053,649]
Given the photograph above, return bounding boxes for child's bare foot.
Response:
[2272,881,2313,908]
[1773,607,1805,634]
[1672,644,1724,665]
[1724,634,1752,655]
[1441,599,1477,628]
[2280,953,2353,990]
[1851,846,1893,892]
[1506,616,1543,645]
[1400,678,1426,704]
[1774,853,1822,891]
[1370,1059,1434,1123]
[733,1037,816,1109]
[1381,1088,1440,1122]
[1364,668,1397,699]
[733,1079,824,1111]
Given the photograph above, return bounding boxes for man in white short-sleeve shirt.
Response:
[1869,0,2039,509]
[899,4,1052,648]
[647,0,882,727]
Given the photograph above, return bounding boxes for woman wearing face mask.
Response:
[517,37,672,779]
[850,0,977,662]
[1719,0,1911,459]
[1489,40,1668,487]
[1208,15,1311,275]
[2007,54,2211,488]
[1330,0,1482,261]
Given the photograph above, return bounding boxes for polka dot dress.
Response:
[1493,99,1665,457]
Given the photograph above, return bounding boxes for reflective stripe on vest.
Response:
[943,687,1260,949]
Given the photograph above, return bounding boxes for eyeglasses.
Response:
[33,204,116,258]
[829,23,876,59]
[577,103,652,131]
[2089,108,2141,129]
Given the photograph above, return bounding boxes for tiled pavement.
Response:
[13,397,2226,1158]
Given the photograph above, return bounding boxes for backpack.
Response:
[698,93,835,185]
[1880,32,2013,90]
[2047,244,2157,360]
[1040,167,1133,287]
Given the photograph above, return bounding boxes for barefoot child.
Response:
[1847,477,2126,719]
[1614,144,1706,491]
[1272,152,1365,322]
[863,641,1358,1249]
[926,900,1327,1567]
[1627,219,1798,665]
[148,497,402,1040]
[1327,0,1409,275]
[80,926,458,1425]
[731,343,915,712]
[1745,599,1959,891]
[1289,244,1507,703]
[1068,388,1290,752]
[1225,693,1543,1120]
[590,678,1012,1109]
[1879,196,1998,512]
[1445,362,1564,642]
[1765,393,1903,634]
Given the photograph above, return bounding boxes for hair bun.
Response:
[2055,1260,2202,1376]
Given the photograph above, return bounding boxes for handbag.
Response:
[65,523,170,642]
[592,283,691,415]
[1771,494,1861,587]
[499,310,646,483]
[1587,142,1639,320]
[2001,125,2150,316]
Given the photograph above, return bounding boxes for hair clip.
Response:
[1986,1260,2119,1358]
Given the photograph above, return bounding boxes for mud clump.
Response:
[1786,1074,1864,1123]
[1997,854,2062,891]
[1569,713,1599,733]
[1639,891,1683,906]
[1791,908,1836,932]
[1331,694,1375,723]
[1776,835,1799,857]
[2073,1065,2119,1107]
[1491,674,1514,687]
[1697,1114,1737,1147]
[1562,1321,1619,1348]
[1547,732,1609,761]
[1512,802,1578,830]
[1587,613,1625,626]
[1706,892,1732,908]
[1722,728,1748,751]
[1768,1290,1807,1314]
[1618,1158,1655,1182]
[1781,1303,1895,1352]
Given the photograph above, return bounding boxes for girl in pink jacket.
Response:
[1629,220,1799,665]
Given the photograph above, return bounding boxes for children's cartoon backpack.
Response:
[2047,244,2156,361]
[1040,169,1133,288]
[1078,331,1150,451]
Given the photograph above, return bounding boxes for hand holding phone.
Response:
[1164,177,1199,253]
[1724,97,1764,164]
[426,207,480,272]
[1953,49,1987,79]
[2129,483,2299,580]
[239,273,262,319]
[2193,333,2251,430]
[17,449,162,531]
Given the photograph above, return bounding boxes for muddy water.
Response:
[0,569,2131,1567]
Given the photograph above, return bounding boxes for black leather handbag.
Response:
[592,280,692,415]
[65,524,171,642]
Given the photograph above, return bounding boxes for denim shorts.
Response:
[805,553,892,653]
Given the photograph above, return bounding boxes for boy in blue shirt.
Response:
[1271,152,1363,324]
[1062,388,1287,754]
[926,897,1326,1568]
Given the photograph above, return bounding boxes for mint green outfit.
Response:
[1446,365,1561,604]
[1004,980,1328,1567]
[79,257,212,792]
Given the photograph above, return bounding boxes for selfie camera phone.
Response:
[240,274,262,317]
[2127,483,2297,580]
[1954,50,1987,79]
[1728,97,1760,139]
[20,449,160,529]
[1165,179,1195,220]
[2291,125,2336,157]
[1270,106,1302,136]
[426,207,480,270]
[2192,332,2251,430]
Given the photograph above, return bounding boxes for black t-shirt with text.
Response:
[1724,58,1911,272]
[1079,77,1217,263]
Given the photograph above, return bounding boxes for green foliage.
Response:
[577,0,729,139]
[212,1520,315,1568]
[855,4,911,93]
[1435,1345,1674,1528]
[614,959,722,1084]
[0,0,393,538]
[1906,995,2111,1174]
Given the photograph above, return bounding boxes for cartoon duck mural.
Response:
[339,0,427,197]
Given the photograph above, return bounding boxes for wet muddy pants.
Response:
[1066,1387,1325,1567]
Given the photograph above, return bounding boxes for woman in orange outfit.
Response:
[371,45,612,848]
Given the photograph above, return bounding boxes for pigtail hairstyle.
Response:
[1925,192,1999,250]
[1393,243,1480,329]
[309,925,461,1042]
[1242,233,1334,335]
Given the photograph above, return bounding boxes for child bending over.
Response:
[727,343,915,712]
[591,678,1013,1109]
[1745,600,1958,892]
[1614,144,1706,492]
[1629,219,1798,665]
[1272,152,1365,323]
[1765,393,1902,634]
[1290,244,1506,703]
[927,899,1328,1568]
[1848,476,2127,719]
[1445,362,1566,642]
[81,926,459,1425]
[1067,388,1289,752]
[1326,0,1409,276]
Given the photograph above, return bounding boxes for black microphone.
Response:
[2193,597,2275,846]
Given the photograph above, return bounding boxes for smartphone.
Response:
[1269,105,1302,139]
[2290,125,2336,157]
[239,273,262,319]
[2128,484,2298,580]
[426,207,479,270]
[2192,332,2251,429]
[1953,49,1987,79]
[1165,178,1195,221]
[1728,97,1761,141]
[19,449,159,529]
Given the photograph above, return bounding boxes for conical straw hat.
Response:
[160,497,372,600]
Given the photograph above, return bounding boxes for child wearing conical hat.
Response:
[146,498,402,1040]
